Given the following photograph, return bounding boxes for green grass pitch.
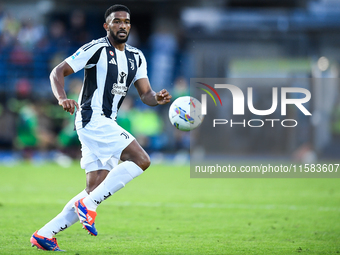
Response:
[0,161,339,254]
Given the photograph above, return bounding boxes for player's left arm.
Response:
[134,78,172,106]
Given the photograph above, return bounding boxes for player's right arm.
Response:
[50,61,79,115]
[51,38,107,114]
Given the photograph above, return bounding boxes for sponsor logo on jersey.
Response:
[109,51,114,56]
[109,58,117,65]
[119,72,127,84]
[71,51,80,59]
[111,83,128,96]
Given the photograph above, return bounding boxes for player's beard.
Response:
[110,29,129,44]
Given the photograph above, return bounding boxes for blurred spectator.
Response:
[41,20,70,74]
[7,79,56,159]
[149,18,178,92]
[117,97,166,151]
[57,78,82,158]
[17,18,45,50]
[15,103,38,151]
[126,27,141,48]
[27,19,69,83]
[332,99,340,138]
[172,76,189,99]
[15,78,31,97]
[10,42,33,65]
[44,20,69,51]
[0,11,19,50]
[0,5,182,159]
[116,97,133,134]
[68,10,91,49]
[0,101,16,149]
[9,42,33,78]
[8,79,38,157]
[168,76,190,151]
[3,13,20,43]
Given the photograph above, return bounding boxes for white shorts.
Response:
[76,115,135,173]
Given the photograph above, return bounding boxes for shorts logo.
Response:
[120,132,129,139]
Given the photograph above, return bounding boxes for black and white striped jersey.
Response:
[65,37,148,130]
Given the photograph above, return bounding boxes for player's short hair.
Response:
[105,4,130,21]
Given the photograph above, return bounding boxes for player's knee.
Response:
[136,153,150,171]
[121,140,151,170]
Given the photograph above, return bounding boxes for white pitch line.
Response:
[16,200,339,212]
[103,201,340,212]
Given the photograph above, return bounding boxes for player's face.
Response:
[106,11,131,44]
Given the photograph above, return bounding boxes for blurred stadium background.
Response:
[0,0,340,164]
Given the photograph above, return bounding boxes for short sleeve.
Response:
[65,49,89,73]
[65,40,104,73]
[133,51,148,83]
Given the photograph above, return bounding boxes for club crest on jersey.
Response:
[128,58,135,70]
[119,72,127,84]
[111,83,128,96]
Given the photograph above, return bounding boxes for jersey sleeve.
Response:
[65,40,101,73]
[133,51,148,83]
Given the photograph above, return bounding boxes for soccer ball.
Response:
[168,96,204,131]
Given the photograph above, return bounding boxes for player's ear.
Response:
[103,23,108,31]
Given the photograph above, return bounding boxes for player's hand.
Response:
[155,89,172,105]
[58,98,79,115]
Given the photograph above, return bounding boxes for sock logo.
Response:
[60,224,67,231]
[53,224,68,235]
[103,192,112,200]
